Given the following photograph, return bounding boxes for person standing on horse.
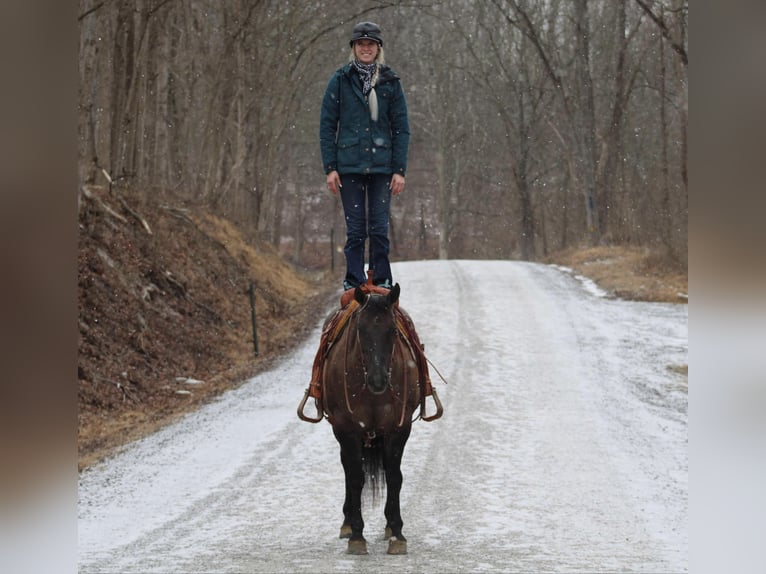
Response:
[306,22,431,424]
[319,21,410,291]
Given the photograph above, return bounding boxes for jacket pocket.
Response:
[371,139,392,167]
[337,137,360,171]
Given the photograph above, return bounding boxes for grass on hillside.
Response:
[546,245,688,303]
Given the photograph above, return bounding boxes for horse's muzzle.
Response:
[366,373,390,395]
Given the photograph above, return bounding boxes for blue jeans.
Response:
[339,173,392,288]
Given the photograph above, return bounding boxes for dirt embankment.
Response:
[78,185,336,470]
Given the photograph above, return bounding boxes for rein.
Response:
[341,299,410,427]
[342,312,361,415]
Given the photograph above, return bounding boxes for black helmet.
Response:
[349,21,383,47]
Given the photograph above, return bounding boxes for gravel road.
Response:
[79,260,688,573]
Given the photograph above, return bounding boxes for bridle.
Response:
[341,294,411,427]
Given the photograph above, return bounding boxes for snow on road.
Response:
[78,260,688,573]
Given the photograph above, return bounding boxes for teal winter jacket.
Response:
[319,63,410,177]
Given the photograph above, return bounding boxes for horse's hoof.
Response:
[383,526,392,540]
[347,539,368,555]
[387,536,407,555]
[339,524,352,539]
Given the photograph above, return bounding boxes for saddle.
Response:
[301,275,440,423]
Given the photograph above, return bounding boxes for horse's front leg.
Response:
[383,427,411,555]
[333,428,367,554]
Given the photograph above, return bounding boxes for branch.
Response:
[118,197,153,235]
[160,205,195,226]
[491,0,571,117]
[80,185,128,223]
[145,0,177,19]
[633,0,688,66]
[290,4,397,77]
[78,1,108,22]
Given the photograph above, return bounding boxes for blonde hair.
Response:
[348,46,385,65]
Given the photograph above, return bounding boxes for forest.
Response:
[78,0,688,267]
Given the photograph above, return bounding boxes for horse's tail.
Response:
[361,436,385,506]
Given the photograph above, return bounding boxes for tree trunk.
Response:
[436,150,450,260]
[109,0,135,179]
[659,6,673,254]
[596,0,628,241]
[573,0,599,244]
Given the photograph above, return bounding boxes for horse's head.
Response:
[353,284,400,394]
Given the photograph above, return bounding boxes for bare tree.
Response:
[78,0,688,265]
[632,0,688,66]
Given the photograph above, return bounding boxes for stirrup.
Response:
[420,388,443,422]
[297,388,324,423]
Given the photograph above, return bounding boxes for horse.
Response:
[321,284,421,555]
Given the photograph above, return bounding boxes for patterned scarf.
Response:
[351,60,377,95]
[351,60,380,121]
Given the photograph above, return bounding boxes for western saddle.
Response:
[298,273,443,423]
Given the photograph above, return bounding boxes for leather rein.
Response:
[341,299,413,428]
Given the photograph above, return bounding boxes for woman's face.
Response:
[354,39,379,65]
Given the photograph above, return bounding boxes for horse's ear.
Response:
[354,286,367,305]
[389,283,400,305]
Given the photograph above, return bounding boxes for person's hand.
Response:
[390,173,405,196]
[326,170,341,195]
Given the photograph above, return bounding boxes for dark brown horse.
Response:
[322,284,421,555]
